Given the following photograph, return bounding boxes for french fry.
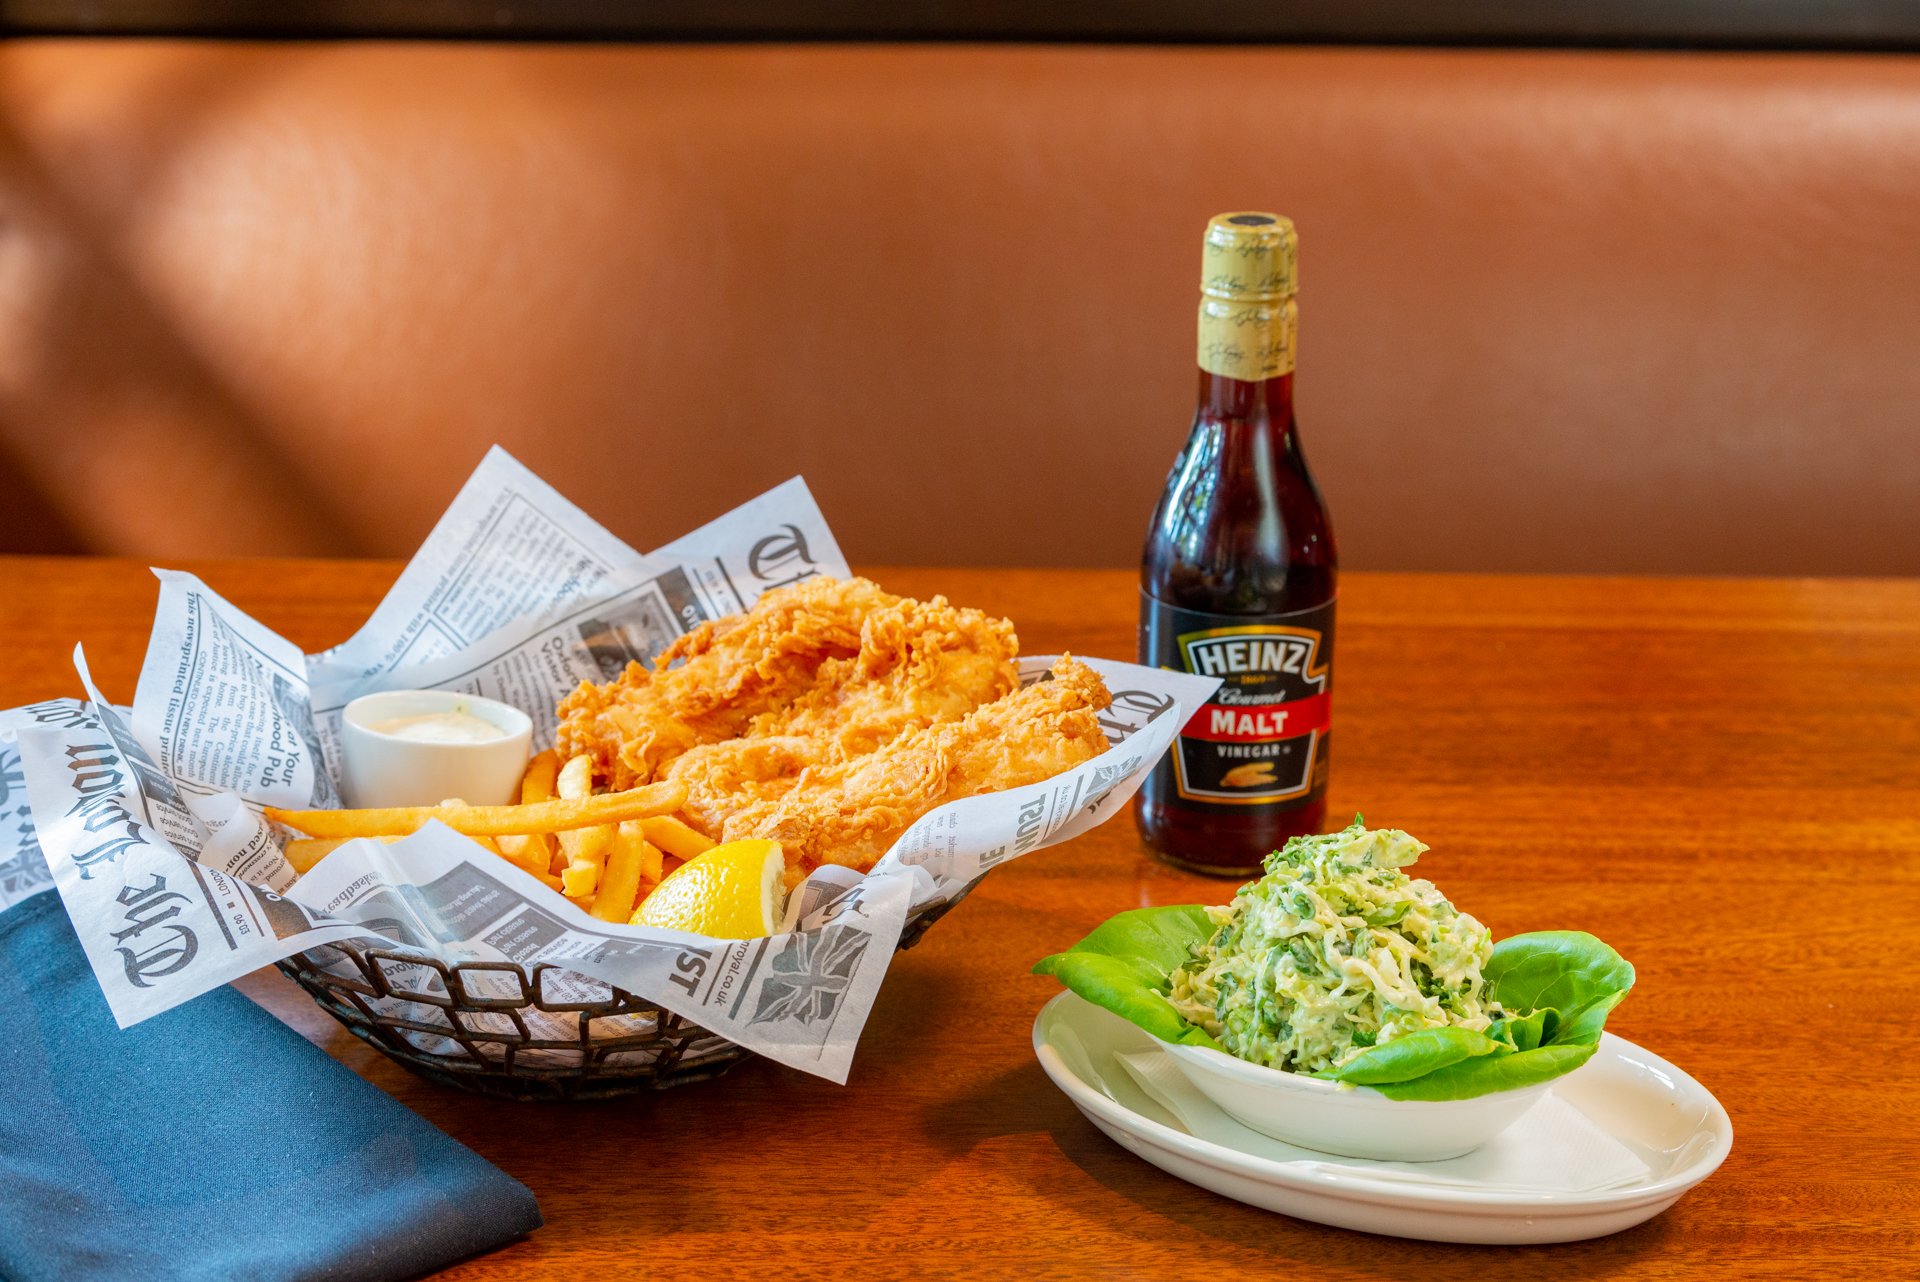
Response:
[556,754,613,897]
[639,815,715,861]
[529,757,576,874]
[457,832,576,894]
[590,823,657,923]
[264,779,687,840]
[561,852,608,898]
[498,750,563,875]
[493,835,547,878]
[555,752,592,800]
[521,749,559,801]
[635,834,664,885]
[285,837,350,873]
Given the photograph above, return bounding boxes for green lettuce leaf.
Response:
[1491,1006,1554,1053]
[1033,915,1634,1100]
[1483,930,1636,1024]
[1031,905,1223,1049]
[1314,1026,1509,1085]
[1322,931,1635,1100]
[1359,1043,1602,1101]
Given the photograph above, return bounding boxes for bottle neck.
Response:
[1195,288,1297,419]
[1196,369,1294,428]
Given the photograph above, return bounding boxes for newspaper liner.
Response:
[10,448,1217,1083]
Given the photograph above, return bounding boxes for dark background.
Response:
[4,0,1920,50]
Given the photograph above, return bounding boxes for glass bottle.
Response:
[1136,212,1338,876]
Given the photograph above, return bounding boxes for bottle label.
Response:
[1140,594,1333,806]
[1197,295,1298,381]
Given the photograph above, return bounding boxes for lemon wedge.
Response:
[630,838,786,938]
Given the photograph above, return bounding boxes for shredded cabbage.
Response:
[1166,819,1496,1073]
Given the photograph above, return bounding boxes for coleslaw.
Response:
[1166,819,1497,1073]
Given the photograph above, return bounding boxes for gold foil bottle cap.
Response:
[1201,212,1298,301]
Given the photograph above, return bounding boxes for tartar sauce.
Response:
[368,710,509,744]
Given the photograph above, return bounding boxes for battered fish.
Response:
[555,576,1017,791]
[692,655,1113,875]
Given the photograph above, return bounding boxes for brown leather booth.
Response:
[1,41,1916,573]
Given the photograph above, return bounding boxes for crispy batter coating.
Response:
[556,577,1112,875]
[555,576,1016,790]
[697,655,1112,874]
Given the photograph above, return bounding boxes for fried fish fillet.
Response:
[749,589,1018,755]
[662,591,1023,834]
[691,655,1113,875]
[555,576,1017,791]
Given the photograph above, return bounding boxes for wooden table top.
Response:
[4,558,1917,1280]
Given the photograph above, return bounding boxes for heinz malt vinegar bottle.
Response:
[1136,212,1337,875]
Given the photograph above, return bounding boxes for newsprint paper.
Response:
[8,449,1216,1082]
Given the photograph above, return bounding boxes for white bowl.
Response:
[1161,1038,1552,1161]
[341,690,533,808]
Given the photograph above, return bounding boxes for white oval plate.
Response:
[1032,991,1732,1244]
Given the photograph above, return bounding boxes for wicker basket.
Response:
[275,880,977,1101]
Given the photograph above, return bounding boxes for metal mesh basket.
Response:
[275,880,978,1101]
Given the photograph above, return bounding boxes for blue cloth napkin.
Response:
[0,891,541,1282]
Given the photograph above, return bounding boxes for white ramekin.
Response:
[1161,1039,1552,1161]
[340,689,533,808]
